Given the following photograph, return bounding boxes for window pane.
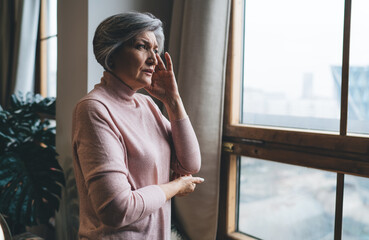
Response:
[238,157,336,239]
[342,174,369,239]
[41,0,57,98]
[44,0,57,37]
[242,0,344,132]
[46,37,57,97]
[347,0,369,135]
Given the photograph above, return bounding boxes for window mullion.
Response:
[340,0,352,137]
[334,173,345,240]
[335,0,352,239]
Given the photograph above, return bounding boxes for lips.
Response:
[142,69,154,75]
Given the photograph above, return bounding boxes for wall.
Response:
[56,1,173,239]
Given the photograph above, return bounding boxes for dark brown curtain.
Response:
[0,0,16,108]
[0,0,40,109]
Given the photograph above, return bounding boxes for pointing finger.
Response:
[155,53,166,70]
[192,177,205,184]
[165,52,173,72]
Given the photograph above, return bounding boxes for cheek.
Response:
[122,60,140,75]
[128,57,144,71]
[115,50,146,75]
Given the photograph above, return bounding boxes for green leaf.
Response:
[0,92,62,230]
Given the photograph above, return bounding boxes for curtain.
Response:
[0,0,40,108]
[169,0,231,239]
[0,0,17,108]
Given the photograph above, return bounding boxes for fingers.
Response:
[191,177,204,190]
[154,64,160,73]
[174,175,205,197]
[164,52,173,72]
[155,52,174,72]
[180,176,204,183]
[192,177,205,184]
[155,53,166,70]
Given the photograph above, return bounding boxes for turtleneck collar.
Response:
[100,71,136,101]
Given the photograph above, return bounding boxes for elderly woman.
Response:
[72,12,203,239]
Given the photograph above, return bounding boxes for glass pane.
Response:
[47,37,57,97]
[238,157,336,239]
[44,0,57,37]
[342,175,369,239]
[347,0,369,135]
[41,0,57,98]
[242,0,344,132]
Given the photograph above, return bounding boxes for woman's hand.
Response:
[145,52,178,103]
[174,175,204,197]
[159,175,205,201]
[145,52,187,120]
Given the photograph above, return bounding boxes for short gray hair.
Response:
[93,12,164,71]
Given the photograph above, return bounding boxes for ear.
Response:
[108,57,114,69]
[108,49,119,69]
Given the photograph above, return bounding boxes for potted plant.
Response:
[0,92,65,237]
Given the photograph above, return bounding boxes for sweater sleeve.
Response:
[144,96,201,175]
[72,100,166,228]
[167,117,202,175]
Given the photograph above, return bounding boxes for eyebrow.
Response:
[136,38,158,49]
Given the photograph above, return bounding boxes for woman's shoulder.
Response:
[74,92,110,118]
[75,86,111,109]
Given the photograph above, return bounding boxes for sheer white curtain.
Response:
[13,0,40,95]
[169,0,231,239]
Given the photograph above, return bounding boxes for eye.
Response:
[154,49,159,54]
[136,44,146,50]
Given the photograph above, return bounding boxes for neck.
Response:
[105,69,134,91]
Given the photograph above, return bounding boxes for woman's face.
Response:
[111,31,159,91]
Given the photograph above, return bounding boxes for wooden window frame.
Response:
[218,0,369,239]
[37,0,57,97]
[39,0,48,96]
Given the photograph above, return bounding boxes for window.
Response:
[347,0,369,135]
[242,0,344,132]
[38,0,57,97]
[218,0,369,239]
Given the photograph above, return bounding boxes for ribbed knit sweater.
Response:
[72,71,201,239]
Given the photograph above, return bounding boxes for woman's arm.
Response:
[145,52,202,175]
[163,95,186,121]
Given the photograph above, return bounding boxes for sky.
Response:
[243,0,369,100]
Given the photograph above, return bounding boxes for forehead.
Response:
[134,31,158,46]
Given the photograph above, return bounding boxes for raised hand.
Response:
[145,52,187,120]
[145,52,179,104]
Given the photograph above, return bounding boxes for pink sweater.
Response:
[72,71,201,239]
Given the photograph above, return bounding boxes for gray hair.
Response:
[93,12,164,71]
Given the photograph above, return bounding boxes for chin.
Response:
[141,78,152,88]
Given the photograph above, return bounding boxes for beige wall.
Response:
[56,1,173,239]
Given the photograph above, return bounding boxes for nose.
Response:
[147,50,158,66]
